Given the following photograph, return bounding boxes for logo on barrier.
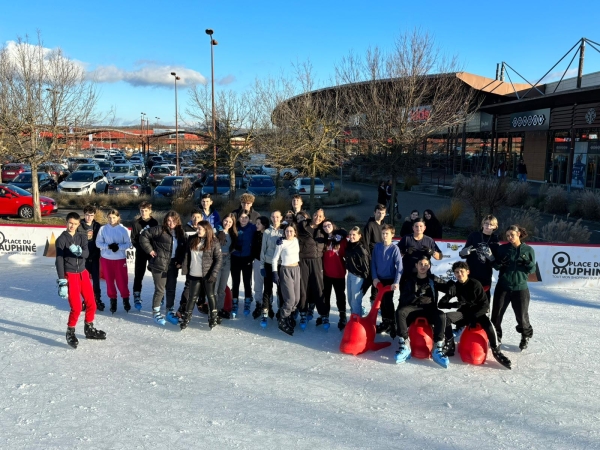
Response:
[0,231,38,255]
[551,251,600,279]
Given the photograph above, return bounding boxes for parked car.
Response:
[131,163,146,177]
[67,158,93,172]
[195,175,231,200]
[288,177,329,197]
[181,166,205,180]
[93,153,110,163]
[246,175,277,197]
[147,156,165,169]
[2,163,31,182]
[153,176,195,198]
[261,164,278,176]
[97,160,114,177]
[148,165,173,186]
[112,157,127,164]
[39,163,70,182]
[129,154,143,163]
[0,183,57,218]
[57,171,108,195]
[280,168,299,179]
[108,164,140,181]
[10,172,57,192]
[75,163,102,172]
[158,164,178,175]
[107,176,145,196]
[242,166,263,187]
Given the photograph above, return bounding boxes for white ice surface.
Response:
[1,265,599,450]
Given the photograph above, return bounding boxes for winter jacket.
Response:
[400,219,416,238]
[344,241,370,279]
[461,231,500,287]
[297,221,327,259]
[493,242,536,291]
[232,206,260,223]
[399,273,451,308]
[232,222,256,258]
[439,278,488,319]
[371,242,402,284]
[77,220,101,259]
[130,217,159,251]
[55,231,89,279]
[139,226,186,273]
[217,231,234,264]
[424,218,443,240]
[181,237,222,281]
[363,217,383,255]
[97,224,131,260]
[251,230,263,261]
[398,235,441,274]
[260,225,284,269]
[323,235,347,279]
[183,222,197,237]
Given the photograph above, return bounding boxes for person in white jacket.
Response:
[96,209,131,314]
[272,222,300,336]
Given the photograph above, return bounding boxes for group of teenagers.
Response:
[55,193,536,371]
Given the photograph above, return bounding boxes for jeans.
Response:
[347,272,365,315]
[253,259,264,304]
[151,259,179,309]
[215,255,231,310]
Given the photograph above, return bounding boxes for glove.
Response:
[517,255,530,266]
[69,244,82,257]
[108,243,119,252]
[216,225,223,232]
[272,271,280,286]
[207,276,217,284]
[276,237,283,246]
[406,247,415,255]
[260,268,266,277]
[459,245,473,257]
[482,246,495,261]
[424,248,435,257]
[334,234,342,242]
[57,279,68,299]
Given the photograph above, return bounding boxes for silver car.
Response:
[107,176,145,196]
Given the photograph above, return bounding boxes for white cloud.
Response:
[87,64,207,87]
[541,68,578,83]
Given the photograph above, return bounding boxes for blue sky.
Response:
[2,0,600,127]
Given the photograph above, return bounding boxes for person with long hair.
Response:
[491,225,536,350]
[320,219,348,330]
[215,214,237,319]
[272,222,301,336]
[180,220,222,329]
[96,209,131,314]
[230,212,257,317]
[251,216,270,319]
[139,210,186,326]
[423,209,443,239]
[344,226,371,316]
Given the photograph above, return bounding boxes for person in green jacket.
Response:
[490,225,536,350]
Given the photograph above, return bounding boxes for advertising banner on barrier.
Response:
[1,224,600,289]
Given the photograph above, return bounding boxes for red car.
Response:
[0,184,57,218]
[2,163,31,182]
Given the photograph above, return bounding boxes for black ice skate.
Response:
[84,322,106,340]
[66,327,79,349]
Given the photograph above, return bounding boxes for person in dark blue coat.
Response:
[230,211,257,318]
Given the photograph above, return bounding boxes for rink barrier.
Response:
[1,224,600,288]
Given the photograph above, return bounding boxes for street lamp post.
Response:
[155,117,160,152]
[170,72,181,175]
[206,28,218,194]
[140,112,146,159]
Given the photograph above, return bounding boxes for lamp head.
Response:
[205,29,214,36]
[170,72,176,76]
[212,39,218,45]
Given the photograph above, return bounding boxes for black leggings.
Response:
[318,275,346,316]
[491,286,533,340]
[299,258,324,312]
[230,255,253,299]
[262,263,276,306]
[395,304,446,342]
[186,276,216,316]
[445,312,499,348]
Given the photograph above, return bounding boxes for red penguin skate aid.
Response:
[408,317,434,359]
[339,284,392,356]
[458,324,488,365]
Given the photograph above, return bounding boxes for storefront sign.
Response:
[554,143,570,153]
[510,108,550,131]
[480,112,493,132]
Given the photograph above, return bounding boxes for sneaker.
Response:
[299,312,308,331]
[491,346,512,369]
[338,311,347,331]
[84,322,107,340]
[243,298,252,316]
[153,308,166,326]
[166,308,180,325]
[66,327,78,349]
[123,297,131,313]
[133,292,142,311]
[252,303,263,319]
[432,341,449,368]
[443,337,456,357]
[110,298,117,314]
[278,317,294,336]
[395,337,411,364]
[519,335,530,351]
[231,299,239,319]
[375,319,392,334]
[218,309,231,320]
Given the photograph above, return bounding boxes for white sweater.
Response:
[97,223,131,260]
[271,238,299,272]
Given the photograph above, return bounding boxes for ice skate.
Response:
[252,302,263,319]
[395,337,411,364]
[66,327,78,349]
[278,316,294,336]
[166,308,179,325]
[432,341,449,368]
[109,298,117,314]
[84,322,106,340]
[243,298,252,316]
[153,308,166,326]
[123,297,131,313]
[133,292,142,311]
[491,346,512,369]
[299,312,308,330]
[231,298,239,319]
[95,294,105,312]
[338,311,347,331]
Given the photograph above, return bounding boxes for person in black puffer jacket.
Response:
[139,210,186,325]
[180,220,222,329]
[344,226,371,316]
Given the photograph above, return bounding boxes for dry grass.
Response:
[502,207,541,239]
[53,192,153,210]
[437,199,464,227]
[505,181,530,207]
[321,188,361,206]
[572,190,600,221]
[543,186,569,214]
[403,175,419,191]
[539,215,591,243]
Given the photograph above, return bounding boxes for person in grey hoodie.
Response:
[259,210,284,320]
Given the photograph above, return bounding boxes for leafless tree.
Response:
[186,84,259,198]
[0,34,98,220]
[258,62,347,211]
[335,30,480,223]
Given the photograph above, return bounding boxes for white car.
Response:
[158,164,178,175]
[288,177,329,197]
[280,168,299,179]
[57,170,108,195]
[261,164,277,176]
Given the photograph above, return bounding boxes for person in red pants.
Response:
[56,212,106,349]
[96,209,131,314]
